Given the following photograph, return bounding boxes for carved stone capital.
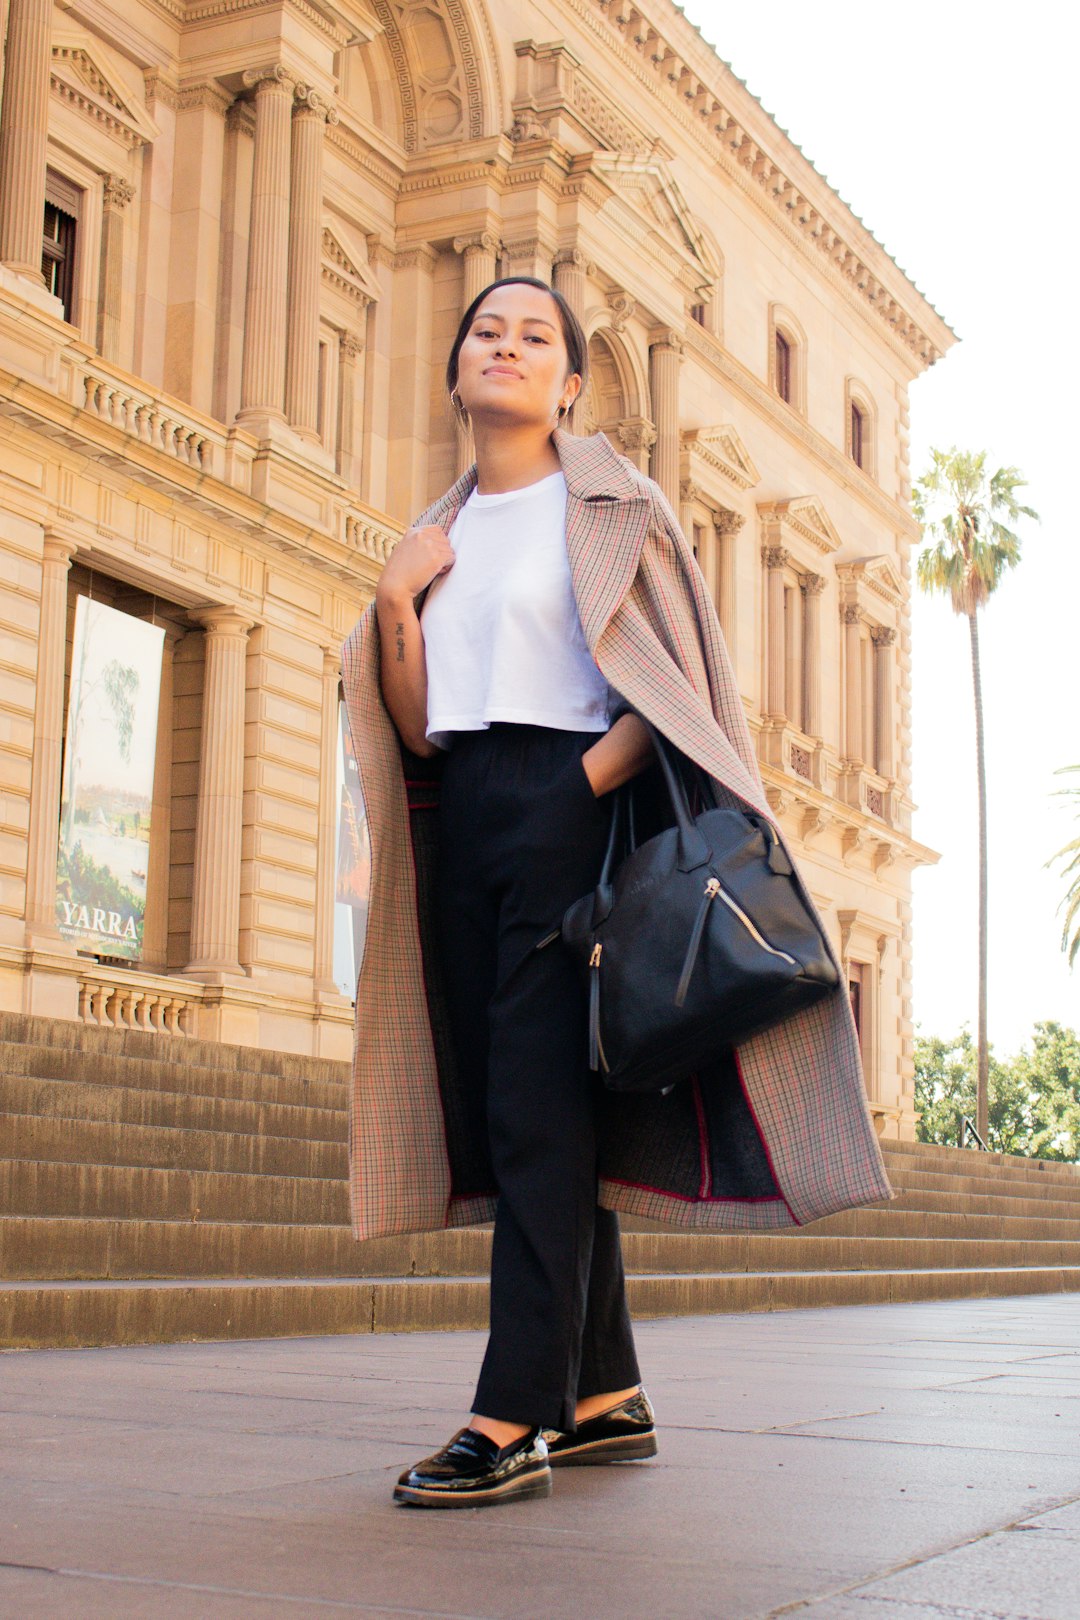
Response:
[242,64,299,97]
[339,329,364,362]
[102,175,135,212]
[680,481,702,506]
[762,545,789,571]
[614,418,656,454]
[802,571,827,596]
[650,330,684,357]
[144,71,180,111]
[870,624,897,648]
[225,99,256,138]
[394,244,438,273]
[453,231,500,260]
[554,247,592,274]
[179,81,233,117]
[714,509,745,536]
[841,603,862,625]
[607,289,636,333]
[293,85,339,124]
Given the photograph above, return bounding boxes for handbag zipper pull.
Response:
[674,878,721,1008]
[588,942,602,1071]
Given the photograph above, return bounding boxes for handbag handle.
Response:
[589,716,712,931]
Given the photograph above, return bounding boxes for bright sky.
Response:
[680,0,1077,1056]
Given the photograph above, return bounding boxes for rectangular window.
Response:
[42,170,81,325]
[775,330,791,403]
[850,401,865,468]
[691,522,704,560]
[690,303,706,327]
[848,962,864,1042]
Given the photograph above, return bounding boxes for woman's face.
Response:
[454,283,581,428]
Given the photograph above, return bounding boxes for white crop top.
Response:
[419,469,613,751]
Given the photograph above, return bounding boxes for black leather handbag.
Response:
[560,717,840,1094]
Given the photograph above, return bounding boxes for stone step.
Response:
[5,1264,1080,1350]
[808,1206,1080,1242]
[887,1186,1080,1222]
[0,1013,349,1087]
[0,1072,345,1145]
[10,1149,1080,1234]
[0,1111,347,1181]
[884,1163,1080,1207]
[5,1213,1080,1283]
[882,1138,1080,1188]
[0,1043,347,1116]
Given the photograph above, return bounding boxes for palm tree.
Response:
[1048,766,1080,968]
[913,448,1038,1144]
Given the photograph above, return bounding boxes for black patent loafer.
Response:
[393,1425,552,1508]
[542,1388,658,1467]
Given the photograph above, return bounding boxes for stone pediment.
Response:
[758,496,841,556]
[836,554,904,609]
[589,151,714,282]
[681,425,760,492]
[51,32,160,149]
[321,221,381,305]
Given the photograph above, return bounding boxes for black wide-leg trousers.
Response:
[434,722,641,1431]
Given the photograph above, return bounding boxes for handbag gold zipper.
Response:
[676,874,797,1008]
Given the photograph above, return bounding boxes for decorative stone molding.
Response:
[606,289,636,333]
[759,495,842,559]
[841,603,863,626]
[144,71,180,112]
[562,0,954,367]
[51,36,161,149]
[394,244,439,273]
[225,100,256,138]
[322,227,380,306]
[761,545,790,571]
[836,555,904,616]
[553,246,593,275]
[453,231,501,260]
[339,330,364,361]
[293,84,339,126]
[510,109,549,143]
[714,509,745,536]
[803,571,827,597]
[870,625,897,649]
[681,424,760,493]
[242,64,299,95]
[511,40,652,157]
[370,0,491,153]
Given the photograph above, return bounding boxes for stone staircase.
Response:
[3,1011,1080,1350]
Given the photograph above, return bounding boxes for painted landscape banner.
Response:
[333,703,370,997]
[55,596,165,959]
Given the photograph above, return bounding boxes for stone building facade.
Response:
[0,0,953,1136]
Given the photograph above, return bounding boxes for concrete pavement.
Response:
[3,1295,1080,1619]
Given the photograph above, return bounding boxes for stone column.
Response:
[238,66,295,423]
[552,247,590,322]
[648,332,682,510]
[313,648,341,994]
[166,83,230,410]
[140,624,182,970]
[285,87,337,439]
[802,573,825,739]
[454,230,499,313]
[389,244,437,516]
[785,579,802,730]
[337,327,365,490]
[843,605,864,765]
[762,546,788,722]
[715,510,742,657]
[185,609,253,977]
[0,0,52,282]
[96,175,134,363]
[24,536,74,937]
[614,419,655,475]
[872,625,896,778]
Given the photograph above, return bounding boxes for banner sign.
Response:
[55,596,165,959]
[332,703,370,998]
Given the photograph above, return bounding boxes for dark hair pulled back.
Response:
[445,277,589,428]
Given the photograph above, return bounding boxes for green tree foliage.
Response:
[915,1022,1080,1161]
[913,448,1038,1143]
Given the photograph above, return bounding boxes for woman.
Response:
[341,277,891,1510]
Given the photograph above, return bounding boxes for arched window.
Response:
[768,307,806,412]
[844,380,877,478]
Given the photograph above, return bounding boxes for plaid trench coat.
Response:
[341,428,893,1241]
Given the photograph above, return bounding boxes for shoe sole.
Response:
[548,1432,659,1467]
[393,1466,553,1508]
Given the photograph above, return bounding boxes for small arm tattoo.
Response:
[395,621,405,662]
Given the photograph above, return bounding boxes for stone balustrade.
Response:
[75,358,225,478]
[76,969,199,1037]
[343,505,401,564]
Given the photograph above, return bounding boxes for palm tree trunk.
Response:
[968,610,989,1142]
